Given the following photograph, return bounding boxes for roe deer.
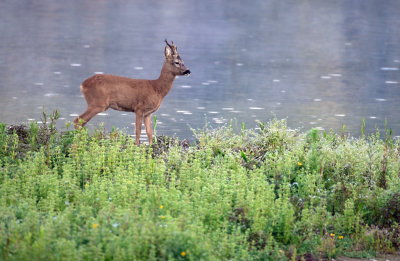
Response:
[74,39,190,145]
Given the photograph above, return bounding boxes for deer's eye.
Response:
[175,61,180,65]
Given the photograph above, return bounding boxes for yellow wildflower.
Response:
[85,183,89,187]
[279,249,284,254]
[92,223,99,229]
[297,162,302,166]
[159,205,164,209]
[330,233,335,237]
[181,251,186,257]
[338,235,343,239]
[160,215,166,219]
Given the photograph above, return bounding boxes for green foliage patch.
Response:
[0,118,399,260]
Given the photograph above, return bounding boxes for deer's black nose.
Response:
[183,69,191,76]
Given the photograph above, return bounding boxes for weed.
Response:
[0,117,399,260]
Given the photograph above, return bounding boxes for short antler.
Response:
[165,39,172,48]
[165,39,177,53]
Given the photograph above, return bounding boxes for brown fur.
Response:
[74,40,190,145]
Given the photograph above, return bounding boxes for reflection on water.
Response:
[0,0,399,140]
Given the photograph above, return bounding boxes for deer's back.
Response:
[82,74,150,89]
[81,74,155,97]
[81,74,160,113]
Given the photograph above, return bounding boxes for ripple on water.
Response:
[98,113,108,116]
[201,82,210,86]
[369,116,377,119]
[249,107,264,110]
[94,72,104,74]
[180,85,192,88]
[176,110,192,115]
[375,98,387,101]
[222,107,234,110]
[334,114,346,117]
[69,113,79,117]
[385,81,398,84]
[44,93,58,97]
[380,67,399,71]
[134,67,144,70]
[213,117,225,124]
[313,98,322,102]
[71,63,81,67]
[320,76,331,79]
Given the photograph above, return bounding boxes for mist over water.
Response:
[1,0,399,140]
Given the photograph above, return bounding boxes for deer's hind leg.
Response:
[74,105,107,128]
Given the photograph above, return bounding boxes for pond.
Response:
[1,0,399,141]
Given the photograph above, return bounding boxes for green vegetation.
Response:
[1,114,399,260]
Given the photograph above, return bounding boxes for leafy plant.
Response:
[0,118,399,260]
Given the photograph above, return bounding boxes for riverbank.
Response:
[0,118,399,260]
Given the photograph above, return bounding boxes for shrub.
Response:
[0,117,399,260]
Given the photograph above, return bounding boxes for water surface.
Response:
[1,0,399,140]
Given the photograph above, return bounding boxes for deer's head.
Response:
[164,39,191,76]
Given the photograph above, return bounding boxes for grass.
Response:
[0,114,399,260]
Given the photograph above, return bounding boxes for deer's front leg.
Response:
[135,112,144,145]
[144,115,153,144]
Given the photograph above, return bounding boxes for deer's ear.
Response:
[165,46,172,58]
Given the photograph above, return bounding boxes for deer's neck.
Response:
[151,61,176,98]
